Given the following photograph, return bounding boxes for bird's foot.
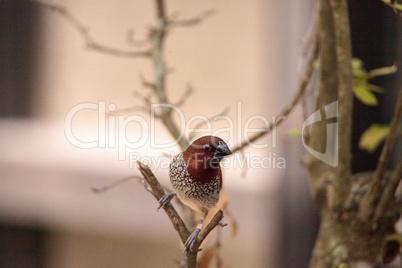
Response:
[183,227,201,253]
[157,192,176,211]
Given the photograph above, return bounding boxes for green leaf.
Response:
[353,68,367,79]
[350,58,395,105]
[381,0,391,3]
[353,83,378,106]
[395,3,402,10]
[352,58,367,78]
[352,58,363,70]
[359,124,390,152]
[367,64,397,79]
[287,129,302,138]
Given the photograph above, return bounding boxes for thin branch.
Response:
[88,43,151,58]
[133,90,153,106]
[161,113,190,150]
[92,175,142,193]
[329,0,354,210]
[299,3,318,145]
[374,159,402,221]
[169,10,215,27]
[240,149,250,178]
[156,0,167,24]
[175,84,195,107]
[150,0,215,153]
[147,1,215,153]
[126,29,150,47]
[307,0,338,165]
[188,106,231,140]
[373,87,402,188]
[151,0,192,151]
[139,74,158,91]
[137,161,190,243]
[39,0,224,265]
[231,31,319,154]
[360,88,402,219]
[198,210,224,243]
[186,210,224,267]
[305,0,339,212]
[137,161,223,268]
[107,89,156,116]
[32,0,151,58]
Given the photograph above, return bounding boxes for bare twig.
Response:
[188,106,231,140]
[137,161,190,243]
[87,43,151,58]
[329,0,354,210]
[39,0,222,265]
[308,0,339,159]
[239,149,249,178]
[126,29,150,47]
[150,0,190,151]
[299,4,318,145]
[360,88,402,219]
[175,84,195,107]
[137,161,223,268]
[153,0,168,102]
[92,175,143,193]
[139,74,158,91]
[373,87,402,190]
[133,90,153,107]
[305,0,339,212]
[107,89,156,116]
[186,210,224,267]
[32,0,151,58]
[374,159,402,221]
[231,31,319,154]
[198,210,224,244]
[169,10,215,27]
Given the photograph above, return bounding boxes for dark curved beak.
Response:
[214,141,232,159]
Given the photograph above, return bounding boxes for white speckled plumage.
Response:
[170,153,221,212]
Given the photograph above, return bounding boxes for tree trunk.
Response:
[307,0,402,265]
[308,172,400,268]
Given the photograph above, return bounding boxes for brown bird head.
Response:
[182,136,232,183]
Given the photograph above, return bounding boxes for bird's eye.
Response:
[203,144,212,151]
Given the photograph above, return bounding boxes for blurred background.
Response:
[0,0,401,267]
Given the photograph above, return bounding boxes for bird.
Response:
[158,135,232,252]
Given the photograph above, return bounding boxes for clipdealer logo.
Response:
[302,101,338,167]
[63,100,338,168]
[64,101,286,169]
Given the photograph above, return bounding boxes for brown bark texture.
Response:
[307,0,402,267]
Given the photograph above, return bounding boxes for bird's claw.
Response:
[157,192,176,211]
[183,228,201,253]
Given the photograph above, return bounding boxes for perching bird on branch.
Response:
[158,135,232,252]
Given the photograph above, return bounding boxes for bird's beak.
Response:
[214,141,232,159]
